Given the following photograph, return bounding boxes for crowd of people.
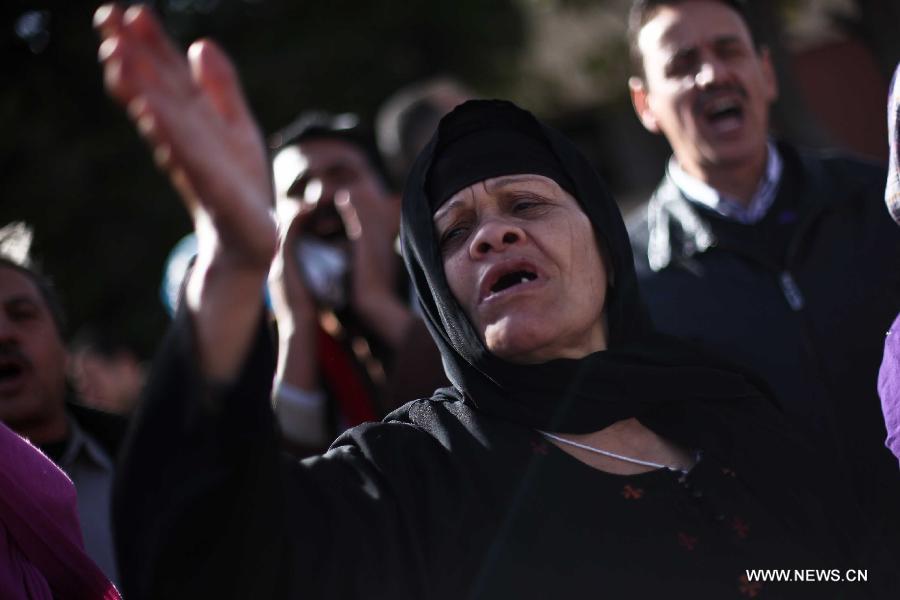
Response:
[1,0,899,598]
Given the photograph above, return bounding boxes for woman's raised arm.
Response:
[95,3,276,382]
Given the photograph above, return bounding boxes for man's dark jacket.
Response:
[628,142,900,559]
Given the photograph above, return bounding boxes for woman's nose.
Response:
[469,218,525,258]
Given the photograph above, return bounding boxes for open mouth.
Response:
[702,96,744,132]
[0,359,26,390]
[489,269,538,295]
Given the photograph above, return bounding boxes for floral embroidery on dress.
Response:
[677,532,698,551]
[622,484,644,500]
[731,516,750,540]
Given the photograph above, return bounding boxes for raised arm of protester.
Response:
[268,204,330,449]
[95,3,276,382]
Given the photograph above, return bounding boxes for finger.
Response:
[275,207,314,282]
[276,205,314,265]
[122,5,186,71]
[98,22,175,108]
[121,5,195,100]
[283,205,314,245]
[99,36,137,106]
[188,40,256,127]
[334,190,362,239]
[93,3,124,39]
[271,209,315,301]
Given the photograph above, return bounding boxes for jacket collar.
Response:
[645,142,838,272]
[667,141,783,224]
[646,175,717,272]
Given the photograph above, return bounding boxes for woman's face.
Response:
[434,174,609,364]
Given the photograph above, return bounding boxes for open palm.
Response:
[95,4,277,269]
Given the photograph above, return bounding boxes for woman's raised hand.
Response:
[95,4,277,267]
[95,4,276,379]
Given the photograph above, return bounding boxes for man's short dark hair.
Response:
[268,111,391,190]
[0,223,67,338]
[627,0,762,78]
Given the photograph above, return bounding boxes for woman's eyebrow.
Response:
[434,197,466,223]
[434,185,479,222]
[486,174,554,194]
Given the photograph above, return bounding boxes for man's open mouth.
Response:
[0,358,26,389]
[699,93,746,134]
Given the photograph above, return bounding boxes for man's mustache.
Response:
[694,84,748,112]
[0,345,33,371]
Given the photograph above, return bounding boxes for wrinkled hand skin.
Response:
[268,207,319,390]
[269,206,317,333]
[95,4,277,379]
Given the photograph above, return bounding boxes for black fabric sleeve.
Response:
[112,306,289,598]
[111,308,443,600]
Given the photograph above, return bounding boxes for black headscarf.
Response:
[400,100,770,438]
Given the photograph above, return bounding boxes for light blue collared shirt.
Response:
[668,142,783,224]
[58,415,118,585]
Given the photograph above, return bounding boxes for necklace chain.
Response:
[538,431,689,473]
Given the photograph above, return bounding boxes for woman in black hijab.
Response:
[113,99,886,599]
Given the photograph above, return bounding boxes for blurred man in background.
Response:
[70,326,144,416]
[626,0,900,557]
[267,113,446,454]
[0,222,124,583]
[376,77,473,188]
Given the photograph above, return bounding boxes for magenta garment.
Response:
[0,421,119,600]
[880,314,900,465]
[888,63,900,222]
[882,63,900,465]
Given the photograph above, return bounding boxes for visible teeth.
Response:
[521,277,529,284]
[706,97,740,116]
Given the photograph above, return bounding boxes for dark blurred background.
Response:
[3,0,899,359]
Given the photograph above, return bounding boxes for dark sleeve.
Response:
[112,308,441,600]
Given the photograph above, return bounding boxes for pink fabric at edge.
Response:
[0,421,120,599]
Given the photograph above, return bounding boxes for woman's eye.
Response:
[439,226,468,250]
[511,197,546,214]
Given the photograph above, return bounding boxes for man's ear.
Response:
[629,76,660,134]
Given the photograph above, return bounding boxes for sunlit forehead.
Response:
[639,3,753,67]
[272,146,309,196]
